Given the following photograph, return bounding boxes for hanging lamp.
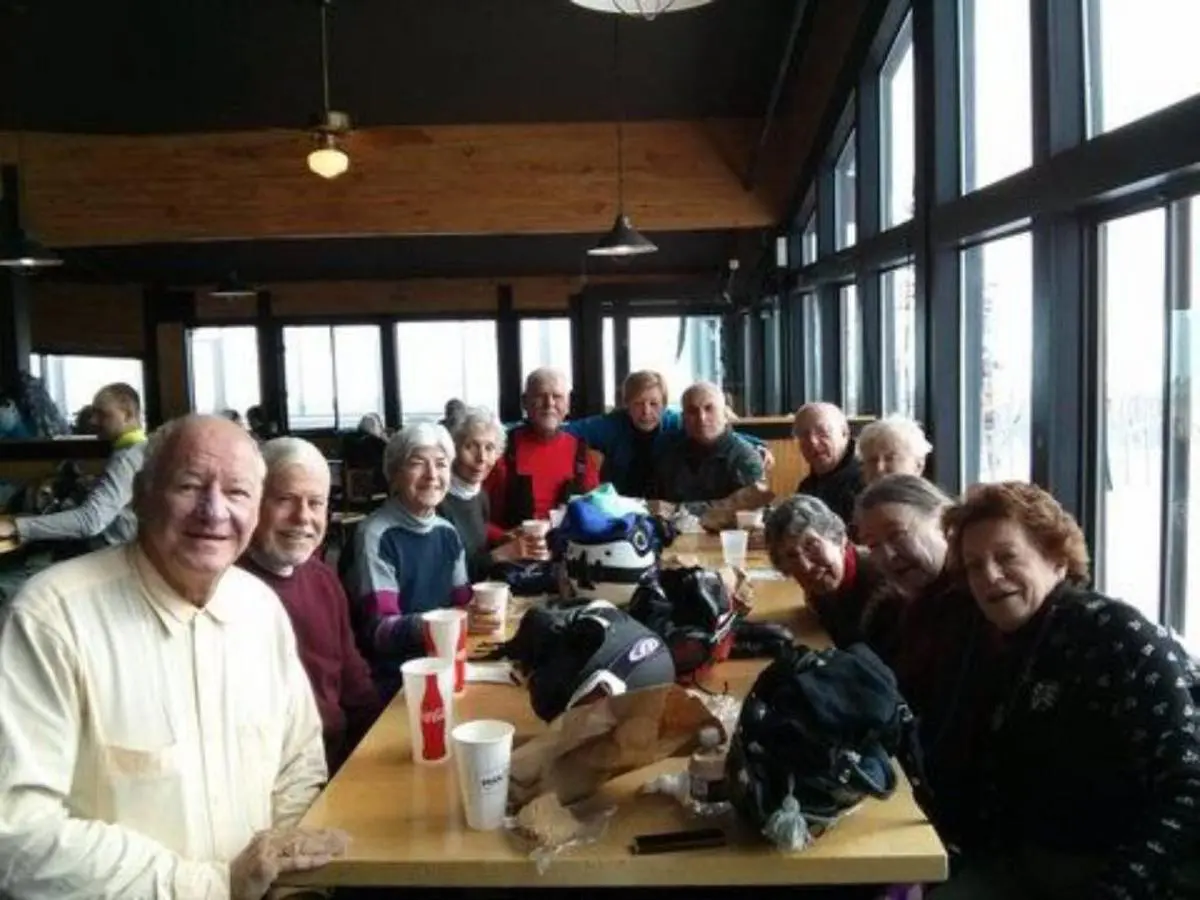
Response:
[0,162,61,271]
[307,0,351,179]
[210,272,258,300]
[588,18,657,258]
[569,0,716,20]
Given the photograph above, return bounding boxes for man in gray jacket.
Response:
[0,383,147,550]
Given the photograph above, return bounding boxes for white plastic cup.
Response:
[720,529,749,568]
[736,509,764,530]
[422,608,468,695]
[401,657,455,765]
[452,719,516,830]
[470,581,511,638]
[520,519,551,561]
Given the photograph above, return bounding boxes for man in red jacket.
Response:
[240,436,382,773]
[484,367,599,551]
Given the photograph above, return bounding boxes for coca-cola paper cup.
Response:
[469,581,511,638]
[422,609,468,694]
[451,719,515,830]
[401,657,455,765]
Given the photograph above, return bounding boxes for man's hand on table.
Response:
[0,516,16,540]
[230,828,350,900]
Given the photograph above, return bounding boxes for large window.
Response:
[188,327,261,417]
[801,213,818,266]
[880,12,915,229]
[1097,209,1167,623]
[881,265,917,418]
[628,315,723,407]
[839,285,862,415]
[520,318,572,384]
[396,321,499,424]
[283,325,383,430]
[960,0,1032,192]
[801,293,823,402]
[962,231,1033,483]
[1086,0,1200,135]
[29,354,145,426]
[834,130,857,251]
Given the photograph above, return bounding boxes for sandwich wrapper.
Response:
[505,684,724,870]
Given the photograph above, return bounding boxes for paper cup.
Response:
[548,506,567,529]
[522,519,550,539]
[423,608,468,695]
[401,657,455,765]
[720,529,749,568]
[452,719,515,830]
[736,509,764,530]
[470,581,511,638]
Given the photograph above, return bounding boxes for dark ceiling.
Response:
[0,0,797,133]
[49,227,767,284]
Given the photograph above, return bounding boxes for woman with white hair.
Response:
[856,415,932,485]
[346,422,470,696]
[438,407,522,580]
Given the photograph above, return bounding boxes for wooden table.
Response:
[283,534,947,889]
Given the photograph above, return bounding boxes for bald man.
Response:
[651,381,763,503]
[793,402,864,528]
[0,415,341,898]
[484,367,599,531]
[0,382,146,550]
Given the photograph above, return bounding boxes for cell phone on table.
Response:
[629,827,727,855]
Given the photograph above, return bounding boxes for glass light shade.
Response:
[569,0,715,15]
[307,145,350,179]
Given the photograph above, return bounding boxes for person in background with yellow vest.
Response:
[0,382,147,550]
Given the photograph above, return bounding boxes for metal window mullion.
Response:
[1161,201,1192,633]
[329,325,341,431]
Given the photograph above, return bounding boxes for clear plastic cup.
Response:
[720,529,749,568]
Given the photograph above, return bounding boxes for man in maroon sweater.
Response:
[484,367,599,552]
[239,436,381,773]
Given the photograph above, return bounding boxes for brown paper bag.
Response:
[509,684,722,807]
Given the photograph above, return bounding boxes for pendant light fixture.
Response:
[569,0,716,20]
[0,162,62,272]
[209,272,258,300]
[307,0,351,180]
[588,17,657,258]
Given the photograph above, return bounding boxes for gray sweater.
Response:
[16,441,146,547]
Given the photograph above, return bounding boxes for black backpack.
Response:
[627,567,739,678]
[726,642,929,845]
[482,599,676,723]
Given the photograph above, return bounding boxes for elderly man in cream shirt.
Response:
[0,415,345,899]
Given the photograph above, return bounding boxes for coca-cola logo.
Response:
[422,708,446,725]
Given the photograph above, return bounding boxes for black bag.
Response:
[481,599,676,723]
[726,642,928,845]
[627,567,739,678]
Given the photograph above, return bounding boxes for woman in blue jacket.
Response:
[561,370,765,498]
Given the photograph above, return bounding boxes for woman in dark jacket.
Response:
[764,494,889,649]
[927,481,1200,900]
[437,406,521,582]
[855,474,999,848]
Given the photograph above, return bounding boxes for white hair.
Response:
[384,422,456,483]
[136,414,267,518]
[523,367,570,396]
[857,415,933,461]
[452,407,507,453]
[681,380,723,407]
[261,437,330,482]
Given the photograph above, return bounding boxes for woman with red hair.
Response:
[929,481,1200,899]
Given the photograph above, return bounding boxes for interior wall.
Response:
[1,120,773,246]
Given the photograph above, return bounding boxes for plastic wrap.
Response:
[505,794,616,874]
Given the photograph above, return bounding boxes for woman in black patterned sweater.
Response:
[929,482,1200,900]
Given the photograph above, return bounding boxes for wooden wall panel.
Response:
[194,294,257,322]
[29,282,144,355]
[267,280,499,318]
[155,322,189,420]
[7,120,774,247]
